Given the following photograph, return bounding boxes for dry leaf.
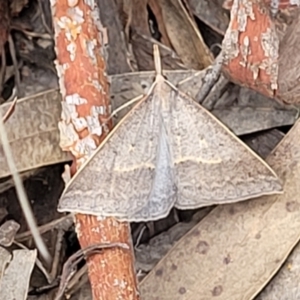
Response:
[189,0,229,35]
[139,119,300,299]
[130,0,151,37]
[0,220,20,247]
[0,249,37,300]
[243,129,285,159]
[98,0,131,74]
[158,0,213,69]
[0,91,72,179]
[0,247,11,280]
[148,0,172,47]
[256,238,300,299]
[212,106,297,136]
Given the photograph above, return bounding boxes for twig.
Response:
[16,214,73,242]
[134,225,146,250]
[64,264,88,296]
[9,25,52,40]
[196,51,224,104]
[54,243,129,300]
[0,108,51,263]
[50,228,65,279]
[8,34,20,96]
[2,96,17,123]
[37,0,53,35]
[0,43,6,97]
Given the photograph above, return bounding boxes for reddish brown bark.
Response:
[222,0,279,98]
[50,0,139,299]
[222,0,300,104]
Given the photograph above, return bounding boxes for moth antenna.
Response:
[153,44,162,75]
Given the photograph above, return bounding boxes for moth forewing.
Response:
[163,78,282,209]
[59,77,177,221]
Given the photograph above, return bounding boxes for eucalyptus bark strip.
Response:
[49,0,138,298]
[222,0,300,104]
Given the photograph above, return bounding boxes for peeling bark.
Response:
[49,1,139,299]
[222,0,300,104]
[222,0,279,98]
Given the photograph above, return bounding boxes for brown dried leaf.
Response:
[115,0,136,41]
[140,119,300,299]
[158,0,213,69]
[148,0,172,47]
[189,0,230,35]
[130,0,151,36]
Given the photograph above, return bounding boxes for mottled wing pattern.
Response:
[58,85,177,221]
[166,82,282,209]
[59,75,282,222]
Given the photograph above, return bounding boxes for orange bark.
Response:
[222,0,300,104]
[50,0,139,299]
[222,0,279,98]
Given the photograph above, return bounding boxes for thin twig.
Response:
[9,25,52,40]
[16,214,73,242]
[196,51,224,104]
[134,225,146,250]
[54,242,130,300]
[37,0,53,35]
[110,94,144,119]
[2,96,17,123]
[0,43,6,98]
[50,229,65,279]
[8,34,21,96]
[0,108,51,263]
[64,264,88,296]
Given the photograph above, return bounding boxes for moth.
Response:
[58,45,282,222]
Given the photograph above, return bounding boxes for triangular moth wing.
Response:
[164,80,282,209]
[58,83,177,221]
